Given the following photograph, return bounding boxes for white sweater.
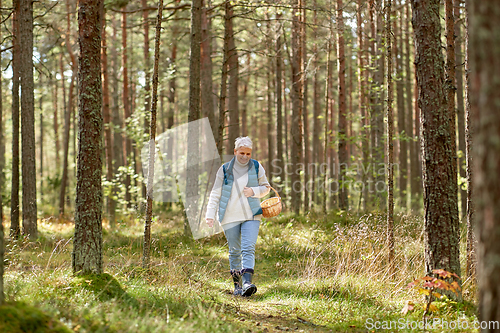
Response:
[205,158,270,225]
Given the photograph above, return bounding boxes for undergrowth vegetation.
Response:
[1,208,478,332]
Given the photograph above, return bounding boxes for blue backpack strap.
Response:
[252,159,259,176]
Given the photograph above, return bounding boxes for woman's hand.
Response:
[243,187,254,197]
[206,218,214,227]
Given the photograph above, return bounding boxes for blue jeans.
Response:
[223,220,260,272]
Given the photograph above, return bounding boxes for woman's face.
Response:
[234,146,252,164]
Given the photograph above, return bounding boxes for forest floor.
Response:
[1,208,478,332]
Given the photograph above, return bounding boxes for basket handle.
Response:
[266,185,281,199]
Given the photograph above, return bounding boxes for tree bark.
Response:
[185,0,202,237]
[312,2,322,208]
[122,10,132,207]
[469,0,500,324]
[395,2,407,210]
[226,1,239,155]
[386,0,394,272]
[111,14,123,204]
[73,0,103,275]
[53,66,60,169]
[217,0,231,157]
[19,0,37,239]
[290,0,303,214]
[10,0,20,238]
[0,0,4,303]
[357,0,369,211]
[143,0,163,268]
[464,0,475,280]
[454,0,466,218]
[60,0,77,216]
[201,0,215,139]
[406,2,420,212]
[276,13,285,203]
[102,8,115,227]
[301,1,310,212]
[411,0,461,298]
[337,0,348,211]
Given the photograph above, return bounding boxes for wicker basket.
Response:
[261,186,282,218]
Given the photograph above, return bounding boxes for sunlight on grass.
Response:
[1,209,478,332]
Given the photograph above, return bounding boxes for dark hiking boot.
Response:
[241,271,257,297]
[231,270,243,296]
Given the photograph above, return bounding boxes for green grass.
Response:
[2,209,478,332]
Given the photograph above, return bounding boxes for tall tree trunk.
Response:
[411,0,461,298]
[102,8,115,227]
[143,0,163,268]
[386,0,394,271]
[276,13,285,203]
[0,0,4,304]
[406,2,420,212]
[60,0,77,216]
[395,2,407,210]
[185,0,202,237]
[226,1,239,155]
[290,0,303,214]
[337,0,348,211]
[373,0,385,209]
[464,0,475,279]
[201,0,215,139]
[10,0,20,238]
[312,2,322,208]
[73,0,103,275]
[20,0,37,239]
[141,0,151,204]
[217,0,231,157]
[323,26,332,216]
[266,20,274,188]
[111,14,123,203]
[445,0,458,224]
[122,11,132,208]
[301,1,310,211]
[357,0,369,211]
[469,0,500,323]
[454,0,466,218]
[53,67,60,169]
[39,79,43,199]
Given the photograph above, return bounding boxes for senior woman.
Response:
[206,136,270,296]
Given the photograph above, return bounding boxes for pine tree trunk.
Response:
[73,0,103,275]
[122,11,132,207]
[454,0,466,218]
[357,0,369,211]
[0,0,4,301]
[10,0,20,238]
[217,0,231,157]
[464,0,475,280]
[60,0,77,216]
[406,2,420,212]
[266,20,274,188]
[312,2,322,208]
[226,1,239,154]
[469,0,500,323]
[395,2,407,210]
[111,14,123,197]
[143,0,163,268]
[301,1,310,211]
[19,0,37,239]
[276,15,285,203]
[201,0,215,139]
[337,0,348,211]
[290,0,303,214]
[39,79,43,199]
[53,68,60,169]
[411,0,461,298]
[386,0,394,271]
[185,0,202,237]
[102,8,115,227]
